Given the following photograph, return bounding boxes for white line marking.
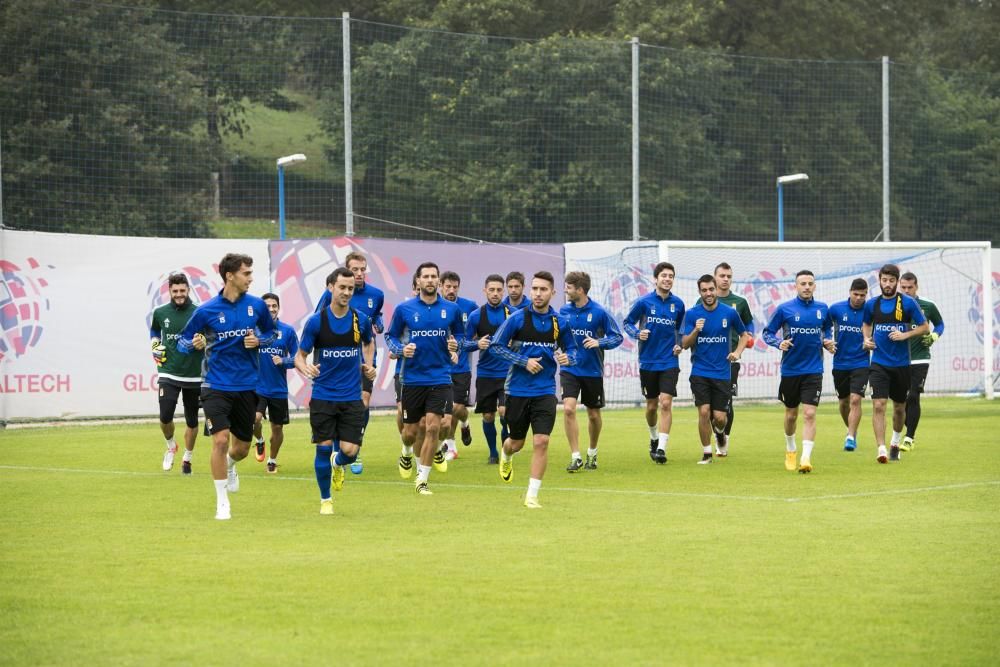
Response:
[2,464,998,503]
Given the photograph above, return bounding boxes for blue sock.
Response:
[500,417,509,443]
[334,451,357,466]
[483,421,498,457]
[315,445,333,499]
[332,439,340,453]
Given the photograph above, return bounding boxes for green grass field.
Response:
[2,397,998,665]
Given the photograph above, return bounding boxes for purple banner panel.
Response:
[270,237,564,408]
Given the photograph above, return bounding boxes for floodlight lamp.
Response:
[277,154,307,168]
[777,173,809,186]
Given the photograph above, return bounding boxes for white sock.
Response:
[460,420,468,429]
[785,434,796,452]
[587,447,598,457]
[267,458,276,465]
[402,444,414,457]
[444,438,455,450]
[182,450,193,462]
[803,440,814,459]
[255,436,264,445]
[703,445,712,455]
[657,433,669,451]
[890,431,902,446]
[214,479,229,505]
[165,437,177,449]
[226,454,236,472]
[571,451,582,461]
[500,447,512,461]
[527,477,542,499]
[648,424,657,439]
[416,464,431,483]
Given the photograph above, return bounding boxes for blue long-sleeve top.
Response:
[559,299,623,378]
[385,295,465,386]
[762,296,832,377]
[489,306,579,397]
[622,291,686,371]
[825,300,869,371]
[447,296,478,374]
[256,320,299,399]
[464,302,513,379]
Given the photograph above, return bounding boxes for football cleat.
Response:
[524,496,542,509]
[844,436,857,452]
[350,459,364,474]
[889,445,901,462]
[215,504,231,521]
[461,425,473,446]
[584,455,598,470]
[653,448,667,465]
[785,451,797,471]
[798,458,813,473]
[415,481,433,496]
[487,455,499,465]
[226,465,239,493]
[432,448,448,473]
[181,460,192,475]
[266,461,277,474]
[499,455,513,483]
[697,453,713,465]
[162,443,177,471]
[332,465,345,492]
[715,446,729,458]
[254,439,265,462]
[900,437,914,453]
[566,457,585,473]
[398,454,414,479]
[648,439,658,462]
[319,499,334,515]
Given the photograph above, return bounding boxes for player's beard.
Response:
[881,286,896,298]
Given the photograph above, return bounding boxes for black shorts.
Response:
[201,388,257,443]
[778,374,823,408]
[505,394,557,440]
[394,375,402,404]
[475,376,507,414]
[870,363,910,403]
[908,364,929,396]
[833,368,869,399]
[310,399,366,445]
[690,376,731,412]
[360,367,374,395]
[400,384,451,424]
[640,368,679,399]
[451,372,472,406]
[256,395,290,425]
[560,372,605,409]
[158,380,200,428]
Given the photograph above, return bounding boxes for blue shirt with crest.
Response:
[256,320,299,399]
[683,302,746,381]
[623,291,686,371]
[558,299,623,378]
[385,295,466,386]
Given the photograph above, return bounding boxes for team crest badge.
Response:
[414,313,420,322]
[843,314,848,321]
[587,313,593,322]
[164,318,170,329]
[248,306,254,316]
[722,318,728,328]
[277,331,283,339]
[651,308,656,315]
[670,304,675,312]
[368,298,374,308]
[794,314,800,321]
[816,310,822,319]
[441,309,447,318]
[463,313,468,322]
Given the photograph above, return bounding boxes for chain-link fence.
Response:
[1,1,997,243]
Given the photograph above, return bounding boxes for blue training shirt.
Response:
[490,306,579,398]
[862,293,926,368]
[299,307,374,402]
[465,303,513,379]
[559,298,623,378]
[256,320,299,399]
[385,295,466,387]
[683,302,746,381]
[826,300,869,371]
[502,295,529,312]
[762,296,831,377]
[178,291,277,392]
[623,291,686,371]
[446,295,478,374]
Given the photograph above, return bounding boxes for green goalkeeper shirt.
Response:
[908,297,944,364]
[150,300,203,385]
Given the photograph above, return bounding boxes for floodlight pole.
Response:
[276,153,307,240]
[776,173,809,242]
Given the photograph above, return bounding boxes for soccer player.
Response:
[177,253,276,520]
[149,272,203,474]
[385,262,465,495]
[710,262,755,457]
[503,271,529,311]
[560,271,622,471]
[314,251,385,474]
[439,270,478,458]
[898,271,944,452]
[491,271,579,508]
[295,267,375,515]
[252,293,298,473]
[862,263,929,463]
[825,278,871,452]
[465,274,513,464]
[762,270,834,473]
[682,274,748,465]
[623,262,685,464]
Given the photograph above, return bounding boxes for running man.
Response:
[503,271,529,311]
[623,262,685,464]
[464,274,513,464]
[825,278,871,452]
[560,271,622,472]
[385,262,465,495]
[295,267,375,515]
[763,270,833,473]
[682,274,749,465]
[862,263,929,463]
[253,292,298,473]
[177,253,276,520]
[898,271,944,452]
[439,270,479,459]
[491,271,579,508]
[710,262,755,457]
[149,272,203,475]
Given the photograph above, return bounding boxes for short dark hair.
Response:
[219,253,253,282]
[506,271,525,285]
[879,263,900,279]
[653,262,675,279]
[415,261,439,279]
[326,266,354,285]
[440,271,461,285]
[485,273,505,286]
[850,278,869,292]
[262,292,280,306]
[714,262,732,274]
[533,271,555,287]
[344,251,366,266]
[795,269,815,279]
[167,273,189,287]
[565,271,591,294]
[697,274,716,288]
[900,271,918,285]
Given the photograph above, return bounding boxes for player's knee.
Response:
[533,435,550,449]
